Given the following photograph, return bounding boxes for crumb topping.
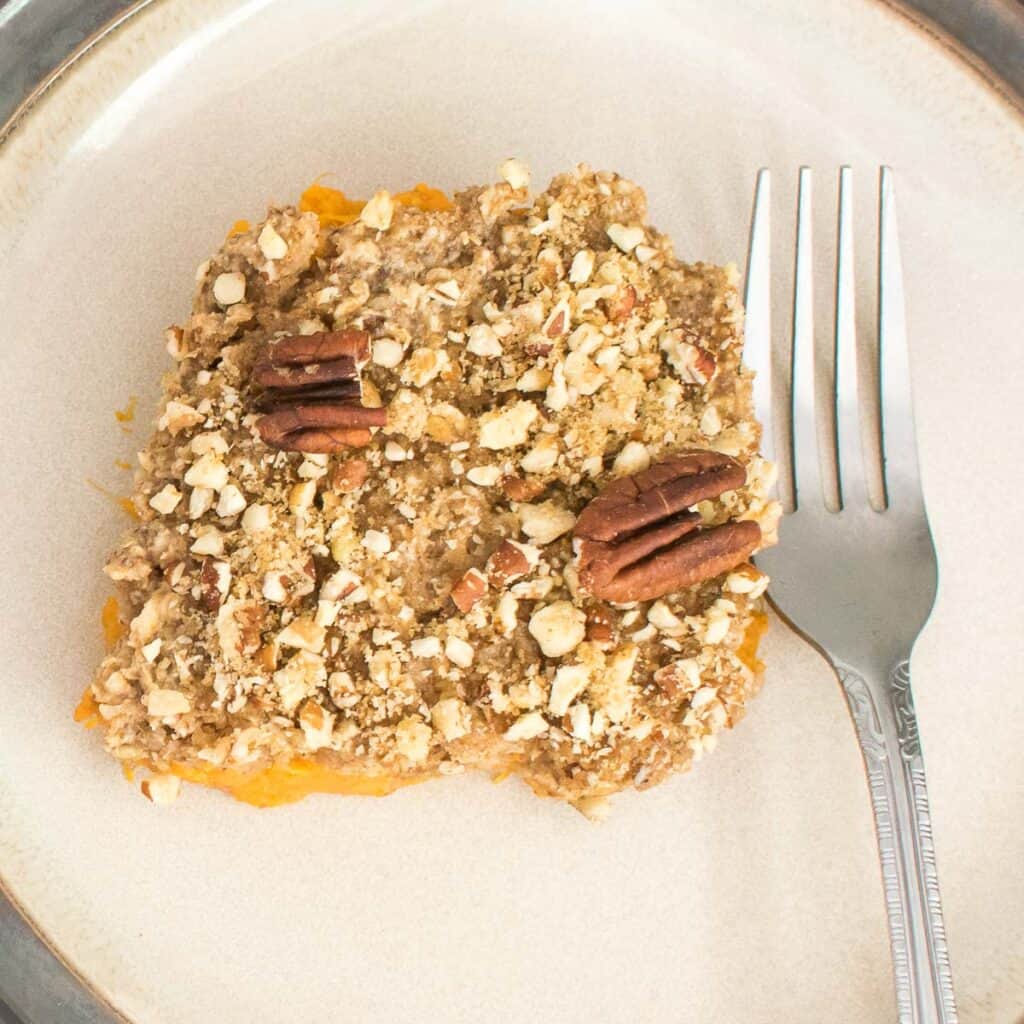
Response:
[90,163,780,804]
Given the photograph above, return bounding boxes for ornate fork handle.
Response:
[837,659,958,1023]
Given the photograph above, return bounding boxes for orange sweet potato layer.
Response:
[168,759,430,807]
[737,612,768,674]
[298,180,452,226]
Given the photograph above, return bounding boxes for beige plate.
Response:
[1,1,1023,1021]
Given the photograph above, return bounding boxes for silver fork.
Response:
[743,167,957,1023]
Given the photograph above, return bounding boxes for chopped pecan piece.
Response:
[451,541,538,612]
[601,284,636,323]
[251,330,386,452]
[450,568,488,612]
[574,451,761,603]
[674,340,717,385]
[585,604,616,643]
[487,541,533,586]
[199,558,229,612]
[331,458,369,493]
[652,664,682,697]
[543,302,570,338]
[255,643,278,672]
[501,474,547,502]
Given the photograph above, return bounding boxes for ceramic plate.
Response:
[2,2,1023,1021]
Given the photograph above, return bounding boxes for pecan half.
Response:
[574,451,761,603]
[251,330,386,452]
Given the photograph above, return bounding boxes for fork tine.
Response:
[835,166,866,509]
[743,169,774,470]
[878,167,923,509]
[791,167,821,511]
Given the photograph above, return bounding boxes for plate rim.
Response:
[0,0,1020,153]
[2,0,1015,153]
[0,1,1021,1021]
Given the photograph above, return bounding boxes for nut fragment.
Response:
[487,540,536,586]
[466,324,502,357]
[141,774,181,804]
[501,474,547,502]
[298,700,335,750]
[401,347,449,386]
[660,330,717,385]
[257,223,288,260]
[432,697,470,741]
[520,435,559,474]
[601,284,636,322]
[516,367,551,393]
[450,568,488,612]
[585,605,615,643]
[372,338,404,368]
[159,401,204,435]
[191,528,225,556]
[359,190,394,231]
[548,663,591,716]
[725,566,769,598]
[262,571,289,604]
[332,458,368,493]
[213,271,246,306]
[242,503,271,533]
[654,657,702,697]
[149,484,182,515]
[612,441,650,477]
[569,249,595,284]
[288,479,316,510]
[528,601,586,658]
[479,401,538,450]
[466,465,502,486]
[200,558,230,611]
[519,501,575,545]
[277,616,326,653]
[574,450,762,602]
[542,301,570,339]
[411,636,442,658]
[146,688,191,717]
[362,529,391,555]
[606,223,645,253]
[498,157,531,191]
[395,716,433,763]
[700,405,722,436]
[503,710,548,741]
[185,454,228,491]
[445,636,475,668]
[216,484,246,517]
[321,568,360,601]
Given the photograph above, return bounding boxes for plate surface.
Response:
[1,2,1023,1021]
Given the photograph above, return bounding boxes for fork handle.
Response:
[837,659,958,1023]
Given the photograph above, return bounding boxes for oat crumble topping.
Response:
[86,162,781,809]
